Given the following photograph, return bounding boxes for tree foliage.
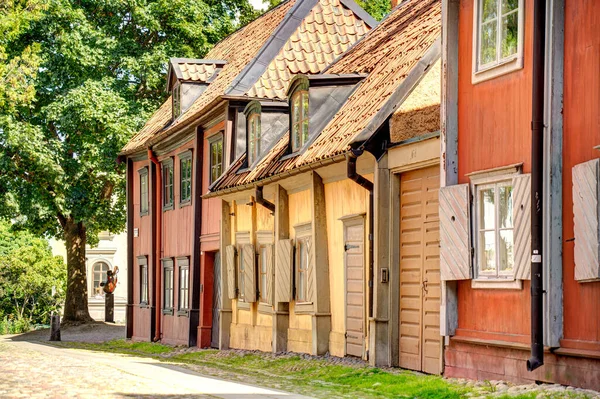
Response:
[0,0,256,321]
[356,0,391,21]
[0,222,66,327]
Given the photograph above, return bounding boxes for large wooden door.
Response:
[211,251,221,349]
[399,165,442,374]
[344,219,365,358]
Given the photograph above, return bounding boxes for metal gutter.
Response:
[527,0,547,372]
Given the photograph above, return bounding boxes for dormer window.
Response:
[245,101,262,165]
[172,83,182,119]
[291,90,309,152]
[287,76,310,153]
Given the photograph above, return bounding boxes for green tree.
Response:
[356,0,391,21]
[0,0,256,323]
[0,222,66,328]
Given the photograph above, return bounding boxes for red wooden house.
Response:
[119,0,375,348]
[440,0,600,388]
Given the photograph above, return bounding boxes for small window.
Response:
[291,90,309,152]
[138,256,148,305]
[179,152,192,205]
[139,168,149,216]
[475,180,514,279]
[296,237,310,302]
[92,261,110,297]
[245,102,262,165]
[238,245,246,302]
[209,134,224,185]
[259,246,268,303]
[178,257,190,313]
[473,0,523,82]
[162,159,174,211]
[163,259,174,313]
[173,83,182,119]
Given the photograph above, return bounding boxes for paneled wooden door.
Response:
[344,218,365,358]
[211,251,221,349]
[399,165,442,375]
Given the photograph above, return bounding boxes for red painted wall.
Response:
[158,139,196,346]
[561,0,600,350]
[132,159,152,341]
[455,0,534,344]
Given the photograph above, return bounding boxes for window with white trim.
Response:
[179,151,192,205]
[245,101,262,165]
[209,134,223,185]
[163,258,174,313]
[173,83,182,119]
[178,257,189,313]
[92,261,110,297]
[139,167,149,216]
[291,90,309,152]
[138,256,148,305]
[475,180,514,278]
[473,0,523,82]
[162,159,174,211]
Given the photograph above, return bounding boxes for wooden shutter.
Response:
[275,239,293,303]
[513,174,531,280]
[226,245,237,299]
[306,237,316,303]
[439,184,472,280]
[573,159,600,282]
[265,244,274,305]
[243,244,257,302]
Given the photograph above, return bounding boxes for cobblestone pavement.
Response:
[0,338,312,399]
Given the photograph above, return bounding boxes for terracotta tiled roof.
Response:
[247,0,370,99]
[121,0,296,155]
[209,0,442,193]
[178,62,219,83]
[121,0,373,155]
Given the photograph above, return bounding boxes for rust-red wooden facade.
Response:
[445,0,600,388]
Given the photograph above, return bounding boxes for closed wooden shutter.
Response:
[306,237,316,303]
[243,244,257,302]
[265,244,274,305]
[226,245,237,299]
[513,174,531,280]
[275,239,293,303]
[573,159,600,282]
[439,184,472,280]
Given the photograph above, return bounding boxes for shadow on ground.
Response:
[8,322,125,343]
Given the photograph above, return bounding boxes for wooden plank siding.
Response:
[561,0,600,350]
[157,139,196,346]
[132,159,153,342]
[453,0,533,344]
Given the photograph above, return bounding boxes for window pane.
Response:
[498,185,513,228]
[298,271,305,301]
[293,95,300,124]
[481,231,496,272]
[479,187,495,229]
[480,21,498,65]
[481,0,498,22]
[501,11,518,58]
[302,120,309,147]
[302,92,309,120]
[499,230,514,272]
[502,0,518,13]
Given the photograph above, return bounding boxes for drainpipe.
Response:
[527,0,546,372]
[255,186,275,215]
[347,149,374,318]
[148,149,162,342]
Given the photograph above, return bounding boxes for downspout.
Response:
[347,149,374,318]
[148,149,162,342]
[255,186,275,215]
[527,0,546,372]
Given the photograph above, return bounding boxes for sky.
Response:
[249,0,267,10]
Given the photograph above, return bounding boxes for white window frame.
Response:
[468,164,522,289]
[472,0,525,84]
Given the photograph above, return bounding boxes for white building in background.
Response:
[49,231,128,323]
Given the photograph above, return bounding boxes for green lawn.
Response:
[53,340,593,399]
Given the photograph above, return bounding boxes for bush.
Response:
[0,315,32,335]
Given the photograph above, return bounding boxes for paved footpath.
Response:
[0,337,312,399]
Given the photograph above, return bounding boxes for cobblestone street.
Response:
[0,337,311,399]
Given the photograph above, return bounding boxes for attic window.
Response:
[173,83,182,118]
[288,76,310,153]
[245,101,262,165]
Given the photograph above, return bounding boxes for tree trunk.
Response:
[62,219,93,323]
